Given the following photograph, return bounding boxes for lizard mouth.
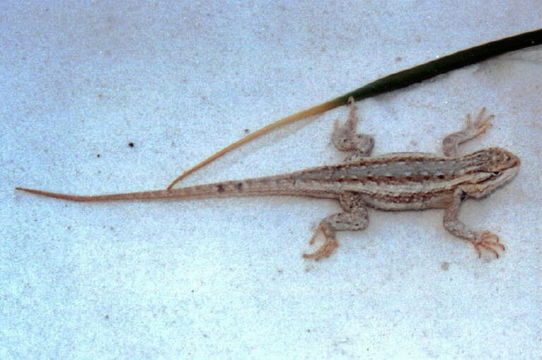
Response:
[479,165,520,192]
[495,148,521,171]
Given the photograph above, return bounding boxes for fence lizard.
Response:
[17,103,520,260]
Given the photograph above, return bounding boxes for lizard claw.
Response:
[303,225,338,261]
[472,231,505,258]
[466,107,494,137]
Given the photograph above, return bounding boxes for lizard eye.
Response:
[492,171,502,176]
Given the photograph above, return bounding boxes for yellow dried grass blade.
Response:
[167,98,342,189]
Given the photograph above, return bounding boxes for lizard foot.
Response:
[466,107,494,137]
[472,231,505,258]
[303,225,338,261]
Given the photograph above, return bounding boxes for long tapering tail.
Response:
[14,173,319,202]
[15,187,181,202]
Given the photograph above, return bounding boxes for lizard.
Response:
[16,102,520,260]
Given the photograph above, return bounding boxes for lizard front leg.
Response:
[303,193,369,260]
[443,189,505,258]
[442,107,494,157]
[332,97,374,162]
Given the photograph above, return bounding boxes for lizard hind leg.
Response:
[303,194,369,261]
[332,97,374,161]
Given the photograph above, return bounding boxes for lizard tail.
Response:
[15,176,301,202]
[15,187,178,202]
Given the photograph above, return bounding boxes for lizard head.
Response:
[463,147,521,198]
